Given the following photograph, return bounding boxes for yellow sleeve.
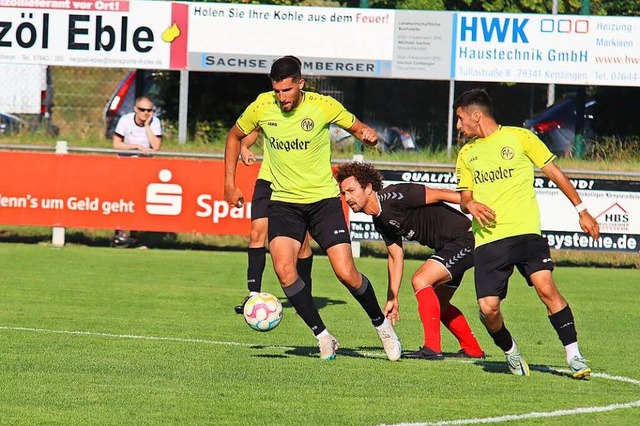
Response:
[455,144,474,192]
[521,129,556,168]
[236,99,261,135]
[320,95,356,129]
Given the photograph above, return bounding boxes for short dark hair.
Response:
[269,56,302,82]
[334,161,383,191]
[454,89,494,117]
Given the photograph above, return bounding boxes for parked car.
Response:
[0,64,58,136]
[523,93,596,157]
[330,121,417,153]
[103,70,162,139]
[0,112,25,135]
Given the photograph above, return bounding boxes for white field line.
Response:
[0,325,385,358]
[379,372,640,426]
[3,325,639,425]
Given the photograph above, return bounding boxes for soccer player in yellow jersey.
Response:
[234,130,313,314]
[224,56,401,361]
[454,89,600,379]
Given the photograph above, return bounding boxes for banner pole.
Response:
[52,140,68,247]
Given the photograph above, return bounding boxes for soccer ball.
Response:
[243,292,283,332]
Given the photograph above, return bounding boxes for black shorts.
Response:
[474,234,554,300]
[268,197,351,251]
[251,179,272,221]
[429,233,474,289]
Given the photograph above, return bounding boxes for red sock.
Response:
[441,304,484,356]
[415,286,441,353]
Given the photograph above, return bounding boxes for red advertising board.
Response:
[0,152,259,235]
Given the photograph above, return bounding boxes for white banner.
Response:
[348,170,640,253]
[187,3,396,77]
[3,3,640,86]
[453,12,640,87]
[0,0,187,69]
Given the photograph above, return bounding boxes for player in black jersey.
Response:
[336,162,484,360]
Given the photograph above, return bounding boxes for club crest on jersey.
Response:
[501,146,515,160]
[301,118,315,131]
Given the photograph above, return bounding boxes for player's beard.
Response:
[347,202,362,213]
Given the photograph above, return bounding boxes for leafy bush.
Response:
[586,135,640,162]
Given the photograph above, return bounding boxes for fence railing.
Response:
[2,143,639,179]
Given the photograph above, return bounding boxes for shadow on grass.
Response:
[476,360,572,379]
[282,346,381,360]
[281,296,347,311]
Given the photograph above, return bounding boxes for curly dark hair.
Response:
[334,161,383,191]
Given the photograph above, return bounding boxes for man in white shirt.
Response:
[113,96,162,154]
[111,96,162,248]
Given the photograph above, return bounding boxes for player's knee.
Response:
[299,243,312,258]
[335,270,360,290]
[273,262,297,284]
[411,275,434,292]
[478,301,500,321]
[249,228,267,245]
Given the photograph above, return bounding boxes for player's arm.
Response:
[384,241,404,325]
[224,124,250,207]
[346,119,378,146]
[456,146,493,222]
[460,190,495,227]
[240,129,261,166]
[425,187,461,204]
[541,162,600,239]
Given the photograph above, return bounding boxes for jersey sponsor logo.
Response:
[266,121,278,127]
[268,137,311,152]
[300,118,314,131]
[473,166,515,184]
[501,146,515,160]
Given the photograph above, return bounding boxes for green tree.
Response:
[348,0,630,15]
[599,0,640,16]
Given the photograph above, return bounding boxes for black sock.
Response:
[350,274,384,327]
[247,247,266,293]
[296,255,313,293]
[282,277,325,336]
[549,304,578,346]
[489,324,514,352]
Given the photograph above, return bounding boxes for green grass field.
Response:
[0,243,638,425]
